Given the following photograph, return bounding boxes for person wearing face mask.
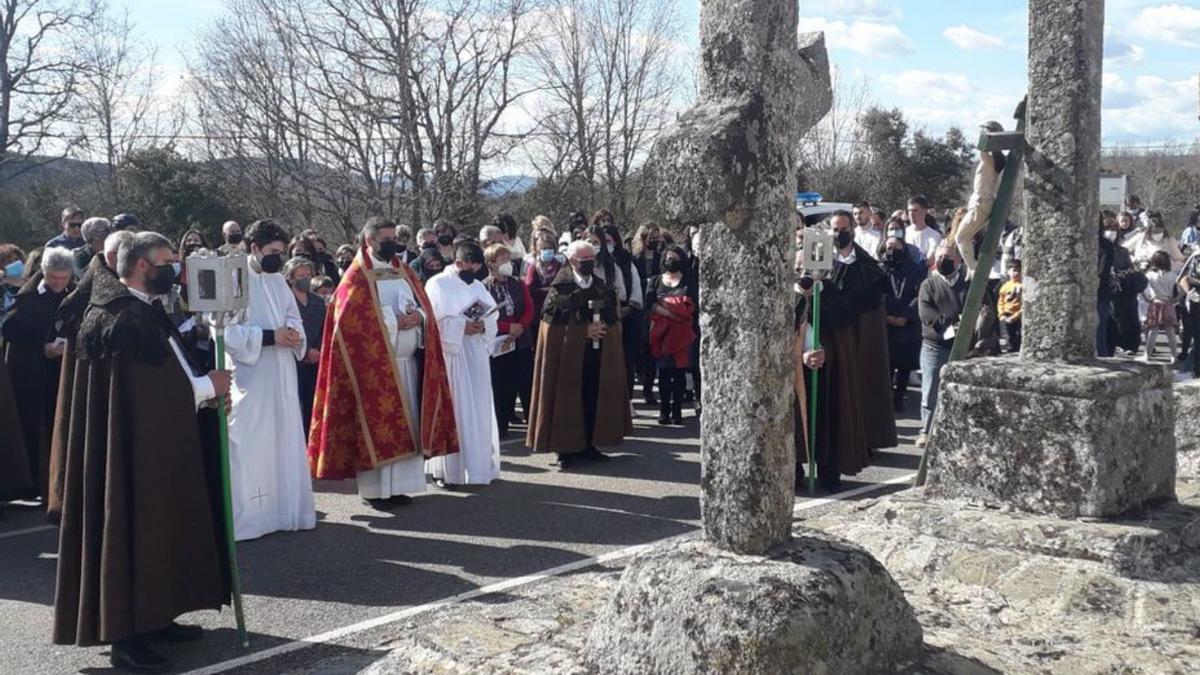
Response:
[392,225,418,266]
[880,235,926,412]
[795,212,895,492]
[424,242,502,488]
[45,231,133,520]
[1114,211,1141,249]
[415,246,447,282]
[284,257,325,432]
[434,222,458,263]
[646,245,696,425]
[917,244,968,446]
[483,244,534,437]
[221,219,316,541]
[218,220,245,255]
[1126,211,1184,270]
[599,220,644,403]
[494,212,528,261]
[309,217,458,508]
[71,217,112,275]
[53,231,233,672]
[0,243,27,323]
[335,244,356,273]
[527,240,631,469]
[525,231,564,339]
[2,247,76,502]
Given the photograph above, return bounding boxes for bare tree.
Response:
[0,0,94,184]
[73,4,180,201]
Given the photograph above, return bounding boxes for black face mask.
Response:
[458,269,477,285]
[376,240,400,260]
[183,245,200,258]
[148,263,176,295]
[396,243,408,254]
[883,249,904,266]
[260,252,284,274]
[937,258,957,276]
[226,233,243,245]
[293,277,312,293]
[421,241,438,250]
[835,230,854,249]
[337,258,352,270]
[438,234,455,246]
[576,259,595,277]
[663,258,683,273]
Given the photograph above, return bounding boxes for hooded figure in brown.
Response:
[54,232,230,673]
[527,240,631,468]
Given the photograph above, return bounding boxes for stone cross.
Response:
[645,0,831,555]
[1021,0,1105,362]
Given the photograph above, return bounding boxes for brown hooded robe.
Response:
[0,355,33,500]
[53,270,227,646]
[527,267,631,453]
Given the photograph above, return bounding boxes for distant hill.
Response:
[0,155,107,190]
[483,175,535,198]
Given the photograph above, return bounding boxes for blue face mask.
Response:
[539,249,555,263]
[171,262,182,277]
[4,260,23,279]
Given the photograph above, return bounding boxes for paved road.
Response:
[0,401,922,674]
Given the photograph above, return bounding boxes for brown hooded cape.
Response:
[0,355,32,500]
[527,267,631,453]
[53,269,227,646]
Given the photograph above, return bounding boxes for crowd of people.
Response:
[2,192,1197,671]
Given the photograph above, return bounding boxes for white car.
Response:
[796,193,854,227]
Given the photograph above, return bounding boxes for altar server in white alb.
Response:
[224,219,316,540]
[424,241,501,488]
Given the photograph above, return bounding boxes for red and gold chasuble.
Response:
[308,247,459,480]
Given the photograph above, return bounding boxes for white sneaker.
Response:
[915,433,928,447]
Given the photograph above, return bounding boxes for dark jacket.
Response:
[918,272,968,347]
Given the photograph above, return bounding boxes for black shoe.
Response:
[671,404,683,425]
[388,495,413,506]
[363,497,396,510]
[152,621,203,643]
[583,447,610,462]
[111,638,171,673]
[644,390,658,405]
[434,479,455,491]
[554,454,578,470]
[657,405,671,424]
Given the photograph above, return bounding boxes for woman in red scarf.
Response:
[646,246,696,425]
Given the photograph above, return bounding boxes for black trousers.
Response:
[1003,320,1022,353]
[296,362,318,434]
[582,343,602,449]
[622,311,642,398]
[891,368,911,405]
[490,348,533,434]
[658,366,687,412]
[1187,306,1200,376]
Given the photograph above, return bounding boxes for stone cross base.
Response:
[582,537,922,674]
[925,357,1176,518]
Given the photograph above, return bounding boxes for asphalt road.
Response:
[0,400,923,674]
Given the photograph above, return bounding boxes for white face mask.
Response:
[1104,231,1118,242]
[496,261,513,278]
[606,243,616,254]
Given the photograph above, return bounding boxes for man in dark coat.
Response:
[796,211,896,492]
[2,247,75,501]
[54,232,231,672]
[527,240,631,469]
[881,233,927,412]
[46,232,131,521]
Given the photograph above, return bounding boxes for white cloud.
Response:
[881,70,973,106]
[1103,73,1200,140]
[801,17,915,57]
[1103,37,1145,65]
[1131,4,1200,47]
[941,25,1005,51]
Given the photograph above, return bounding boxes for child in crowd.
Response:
[312,275,336,301]
[1142,250,1179,359]
[996,260,1022,353]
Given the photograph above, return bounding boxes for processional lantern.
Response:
[185,251,250,315]
[799,226,834,273]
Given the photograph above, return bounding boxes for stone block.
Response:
[924,357,1176,518]
[582,536,922,674]
[1173,378,1200,478]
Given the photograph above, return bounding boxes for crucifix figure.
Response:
[645,1,831,555]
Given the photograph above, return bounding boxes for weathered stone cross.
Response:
[646,0,831,555]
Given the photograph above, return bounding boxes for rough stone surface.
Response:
[643,2,831,555]
[1021,0,1105,362]
[1173,378,1200,478]
[582,537,922,675]
[351,479,1200,675]
[925,357,1176,518]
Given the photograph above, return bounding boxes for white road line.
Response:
[180,473,915,675]
[0,525,54,540]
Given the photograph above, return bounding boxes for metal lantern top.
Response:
[185,250,250,314]
[799,227,834,272]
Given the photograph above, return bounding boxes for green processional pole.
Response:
[187,252,250,649]
[807,281,822,496]
[913,98,1027,487]
[798,224,834,496]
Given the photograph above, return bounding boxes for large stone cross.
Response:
[646,0,831,555]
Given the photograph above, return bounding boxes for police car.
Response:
[796,192,854,227]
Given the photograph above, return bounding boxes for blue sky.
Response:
[126,0,1199,147]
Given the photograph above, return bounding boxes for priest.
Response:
[2,246,75,501]
[796,211,896,492]
[223,220,316,541]
[46,231,132,521]
[527,240,631,469]
[54,232,231,672]
[424,242,502,488]
[308,217,459,508]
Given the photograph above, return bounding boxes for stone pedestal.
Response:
[582,537,922,675]
[925,357,1176,517]
[1172,378,1200,479]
